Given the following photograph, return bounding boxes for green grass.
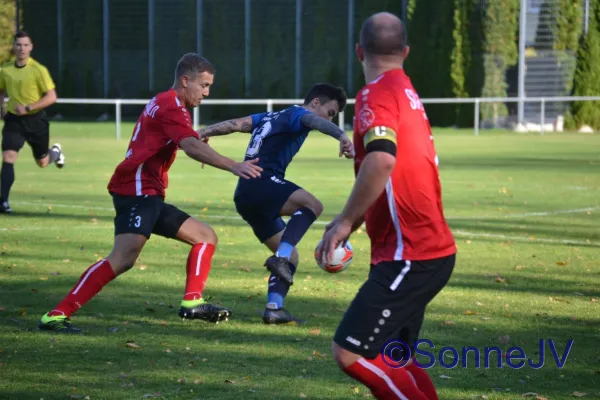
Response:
[1,122,599,400]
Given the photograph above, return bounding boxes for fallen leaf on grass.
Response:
[312,350,326,359]
[50,271,61,276]
[177,377,185,384]
[39,276,48,281]
[591,298,598,303]
[63,259,71,263]
[521,393,540,397]
[239,267,251,272]
[142,394,164,399]
[439,375,451,379]
[464,310,477,315]
[19,308,27,316]
[125,341,141,349]
[495,276,507,284]
[308,329,321,336]
[473,396,489,400]
[515,265,524,271]
[224,379,236,384]
[556,261,569,266]
[138,265,147,271]
[0,307,5,311]
[299,394,307,398]
[549,297,570,304]
[352,386,360,394]
[571,392,586,397]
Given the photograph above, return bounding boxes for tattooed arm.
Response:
[196,116,254,139]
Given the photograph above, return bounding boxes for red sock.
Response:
[406,361,439,400]
[343,354,429,400]
[183,243,215,301]
[48,259,116,317]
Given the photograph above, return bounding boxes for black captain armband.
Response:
[364,126,397,156]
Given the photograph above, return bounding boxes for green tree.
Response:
[0,0,18,64]
[480,0,519,126]
[568,0,600,129]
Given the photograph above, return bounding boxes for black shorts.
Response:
[2,111,50,159]
[112,193,191,239]
[334,254,456,359]
[233,174,301,242]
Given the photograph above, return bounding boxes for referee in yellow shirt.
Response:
[0,31,65,214]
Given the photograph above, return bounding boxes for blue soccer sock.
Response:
[267,263,297,309]
[276,207,317,259]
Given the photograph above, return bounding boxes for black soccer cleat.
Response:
[38,314,82,334]
[178,303,232,324]
[0,201,12,214]
[263,307,306,325]
[264,256,294,285]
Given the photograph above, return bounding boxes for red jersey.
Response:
[353,69,456,264]
[108,89,198,197]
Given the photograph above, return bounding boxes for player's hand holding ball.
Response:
[317,215,353,272]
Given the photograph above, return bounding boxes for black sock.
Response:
[1,162,15,203]
[48,147,61,163]
[276,207,318,258]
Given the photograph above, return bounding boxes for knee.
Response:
[308,199,324,217]
[196,226,218,246]
[2,152,17,164]
[107,247,143,275]
[332,341,360,370]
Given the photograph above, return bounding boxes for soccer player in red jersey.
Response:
[38,53,263,333]
[319,13,456,399]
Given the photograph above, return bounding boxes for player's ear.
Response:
[403,46,410,60]
[356,43,364,62]
[180,75,189,88]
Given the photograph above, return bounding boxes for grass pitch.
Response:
[1,122,599,399]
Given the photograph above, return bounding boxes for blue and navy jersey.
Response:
[244,105,312,178]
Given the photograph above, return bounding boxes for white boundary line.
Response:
[2,201,598,246]
[7,201,598,221]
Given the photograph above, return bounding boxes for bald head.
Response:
[359,12,406,57]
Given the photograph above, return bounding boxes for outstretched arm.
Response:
[301,113,354,158]
[179,136,262,179]
[196,116,254,139]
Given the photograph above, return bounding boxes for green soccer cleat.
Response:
[38,313,82,334]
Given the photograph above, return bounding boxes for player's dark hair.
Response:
[359,12,406,56]
[14,31,32,43]
[303,83,347,112]
[174,53,216,81]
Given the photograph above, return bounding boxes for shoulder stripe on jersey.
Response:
[363,126,397,148]
[175,96,181,107]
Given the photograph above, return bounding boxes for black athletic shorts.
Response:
[334,254,456,359]
[1,111,50,159]
[111,193,191,239]
[233,174,301,242]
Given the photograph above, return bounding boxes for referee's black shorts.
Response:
[333,254,456,359]
[1,111,50,160]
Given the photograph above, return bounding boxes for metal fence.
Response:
[16,95,597,139]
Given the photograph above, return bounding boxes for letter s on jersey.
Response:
[404,89,424,111]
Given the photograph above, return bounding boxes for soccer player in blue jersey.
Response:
[197,83,353,324]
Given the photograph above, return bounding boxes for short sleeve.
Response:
[250,112,267,129]
[355,86,398,148]
[37,66,56,93]
[161,106,199,145]
[289,106,311,132]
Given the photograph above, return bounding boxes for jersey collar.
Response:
[14,57,31,69]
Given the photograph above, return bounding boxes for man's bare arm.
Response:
[339,152,395,226]
[27,89,57,112]
[196,116,254,138]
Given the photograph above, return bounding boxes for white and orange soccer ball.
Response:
[314,240,353,273]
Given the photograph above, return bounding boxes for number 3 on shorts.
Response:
[135,216,142,228]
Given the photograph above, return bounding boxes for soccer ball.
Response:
[314,240,353,273]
